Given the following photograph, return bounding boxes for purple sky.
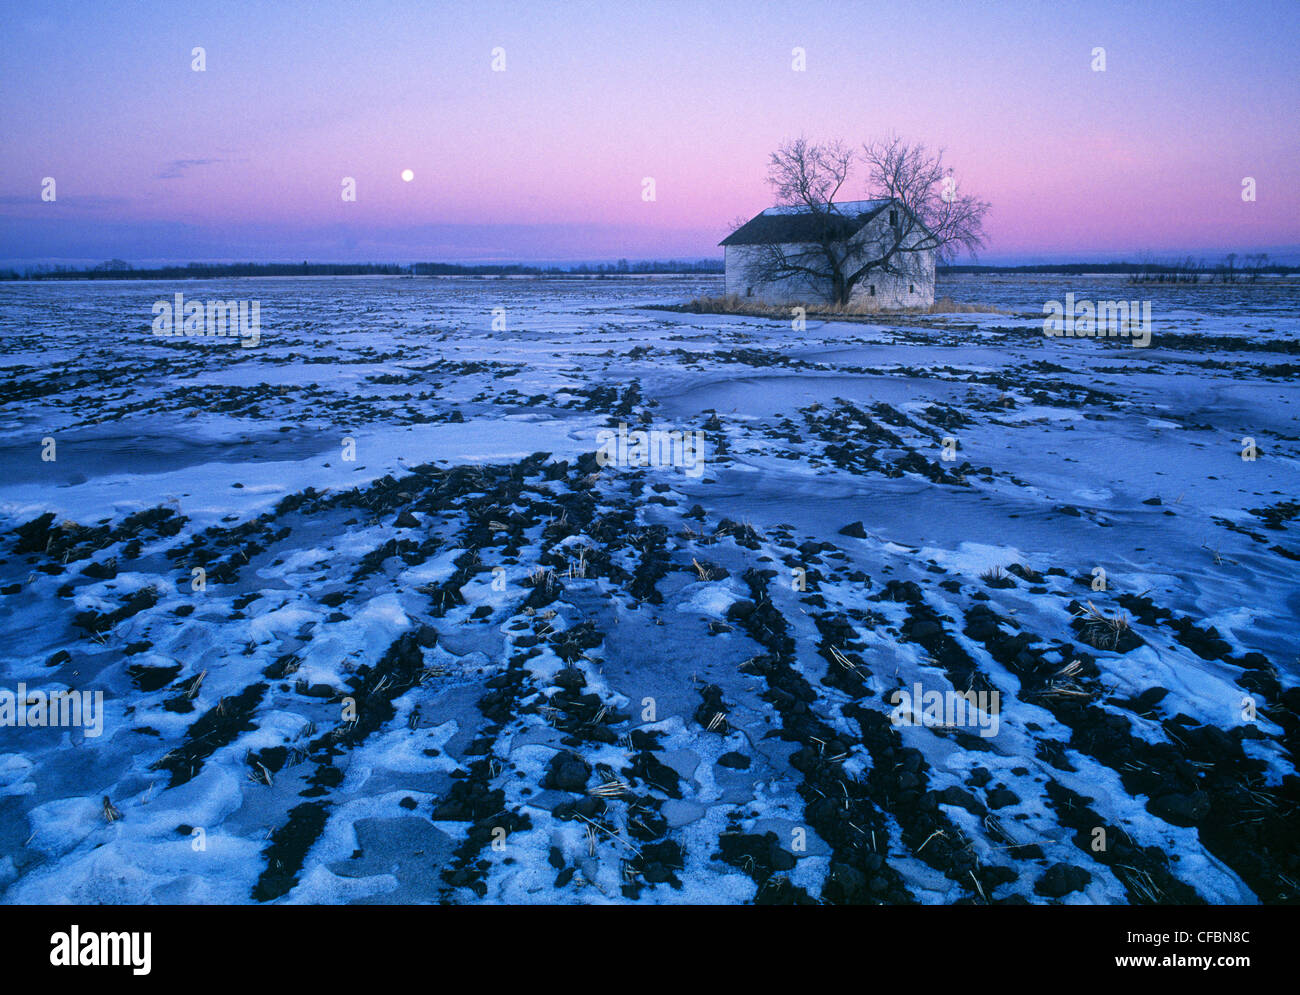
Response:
[2,0,1297,265]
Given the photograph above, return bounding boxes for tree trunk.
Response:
[831,270,849,306]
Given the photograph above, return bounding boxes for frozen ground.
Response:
[0,272,1296,904]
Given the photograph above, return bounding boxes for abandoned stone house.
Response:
[720,199,936,309]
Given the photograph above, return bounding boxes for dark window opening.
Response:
[868,285,875,296]
[909,284,915,293]
[889,209,898,227]
[746,286,753,297]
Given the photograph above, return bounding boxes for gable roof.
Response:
[720,199,894,246]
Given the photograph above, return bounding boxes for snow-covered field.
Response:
[0,273,1296,904]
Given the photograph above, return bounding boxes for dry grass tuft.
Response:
[566,546,588,580]
[1074,600,1132,651]
[683,293,1008,318]
[588,772,632,798]
[1030,658,1094,701]
[528,565,556,593]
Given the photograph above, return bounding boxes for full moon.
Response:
[401,169,414,182]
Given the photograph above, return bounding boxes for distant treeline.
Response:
[9,255,1292,283]
[941,254,1294,282]
[2,258,725,281]
[415,259,723,276]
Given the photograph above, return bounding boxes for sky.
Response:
[1,0,1297,266]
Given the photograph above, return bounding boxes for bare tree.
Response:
[1218,253,1240,284]
[1244,252,1270,282]
[743,137,990,305]
[746,138,858,303]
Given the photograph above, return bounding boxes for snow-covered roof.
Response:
[759,199,891,217]
[720,199,897,246]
